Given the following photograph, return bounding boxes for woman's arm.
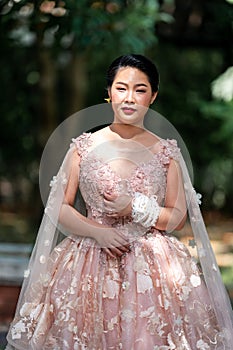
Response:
[104,159,186,232]
[155,159,187,232]
[58,150,129,256]
[58,149,94,237]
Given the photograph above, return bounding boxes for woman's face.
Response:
[108,67,157,126]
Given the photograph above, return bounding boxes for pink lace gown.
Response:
[8,133,225,349]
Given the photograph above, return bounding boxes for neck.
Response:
[109,123,145,139]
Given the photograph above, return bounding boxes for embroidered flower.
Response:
[133,255,148,274]
[50,175,58,187]
[167,333,177,349]
[174,315,183,326]
[121,309,136,323]
[180,285,192,301]
[196,339,210,349]
[44,239,50,246]
[29,304,44,320]
[198,247,206,258]
[71,277,78,287]
[160,139,180,163]
[71,133,92,158]
[107,315,118,330]
[190,274,201,287]
[24,269,30,278]
[61,172,68,185]
[39,255,46,264]
[57,311,66,321]
[212,264,217,272]
[67,286,75,295]
[11,320,26,339]
[122,281,130,291]
[50,172,68,188]
[74,341,79,350]
[40,273,51,287]
[20,302,35,317]
[196,192,202,205]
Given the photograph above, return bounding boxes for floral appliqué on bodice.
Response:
[72,133,180,234]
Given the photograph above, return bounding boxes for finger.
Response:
[109,247,126,256]
[102,248,116,258]
[103,199,115,209]
[104,192,117,200]
[106,212,118,217]
[114,230,129,242]
[114,236,129,248]
[117,245,130,253]
[103,198,116,208]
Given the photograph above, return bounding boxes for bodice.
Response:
[72,133,180,233]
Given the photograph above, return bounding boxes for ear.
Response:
[150,91,158,105]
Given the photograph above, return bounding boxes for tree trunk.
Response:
[38,49,58,146]
[66,53,89,115]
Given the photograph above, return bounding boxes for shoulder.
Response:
[89,126,110,144]
[142,130,160,149]
[143,130,180,161]
[70,132,92,157]
[70,127,109,156]
[158,138,181,163]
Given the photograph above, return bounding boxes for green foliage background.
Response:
[0,0,233,237]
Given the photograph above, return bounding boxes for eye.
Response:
[117,87,126,92]
[136,89,146,93]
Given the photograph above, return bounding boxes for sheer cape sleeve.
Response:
[174,140,233,343]
[5,134,91,350]
[164,138,232,335]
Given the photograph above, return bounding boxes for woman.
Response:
[6,54,233,349]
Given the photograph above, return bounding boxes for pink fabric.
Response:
[6,134,228,349]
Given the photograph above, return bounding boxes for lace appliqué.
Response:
[159,139,181,164]
[44,170,68,216]
[78,136,180,225]
[184,184,203,223]
[71,132,92,159]
[11,303,51,340]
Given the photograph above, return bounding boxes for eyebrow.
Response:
[115,82,148,87]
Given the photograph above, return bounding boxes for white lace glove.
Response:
[132,192,161,228]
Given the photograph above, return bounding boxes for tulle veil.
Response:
[5,104,233,349]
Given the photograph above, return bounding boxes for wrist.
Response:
[132,192,161,228]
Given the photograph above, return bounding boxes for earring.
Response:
[104,98,111,103]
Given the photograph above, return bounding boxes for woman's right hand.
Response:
[93,226,130,258]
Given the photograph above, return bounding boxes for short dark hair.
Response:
[106,54,159,92]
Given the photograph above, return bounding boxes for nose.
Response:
[124,89,135,104]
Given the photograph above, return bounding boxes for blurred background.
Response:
[0,0,233,346]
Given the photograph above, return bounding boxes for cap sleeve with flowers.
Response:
[70,132,92,159]
[159,138,181,166]
[45,133,92,216]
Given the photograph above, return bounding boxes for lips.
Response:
[121,107,136,115]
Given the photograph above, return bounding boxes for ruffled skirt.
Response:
[7,230,225,350]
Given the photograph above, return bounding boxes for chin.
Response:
[117,112,145,126]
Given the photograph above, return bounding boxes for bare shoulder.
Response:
[142,129,161,149]
[89,126,110,146]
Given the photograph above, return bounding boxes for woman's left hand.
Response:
[104,191,132,217]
